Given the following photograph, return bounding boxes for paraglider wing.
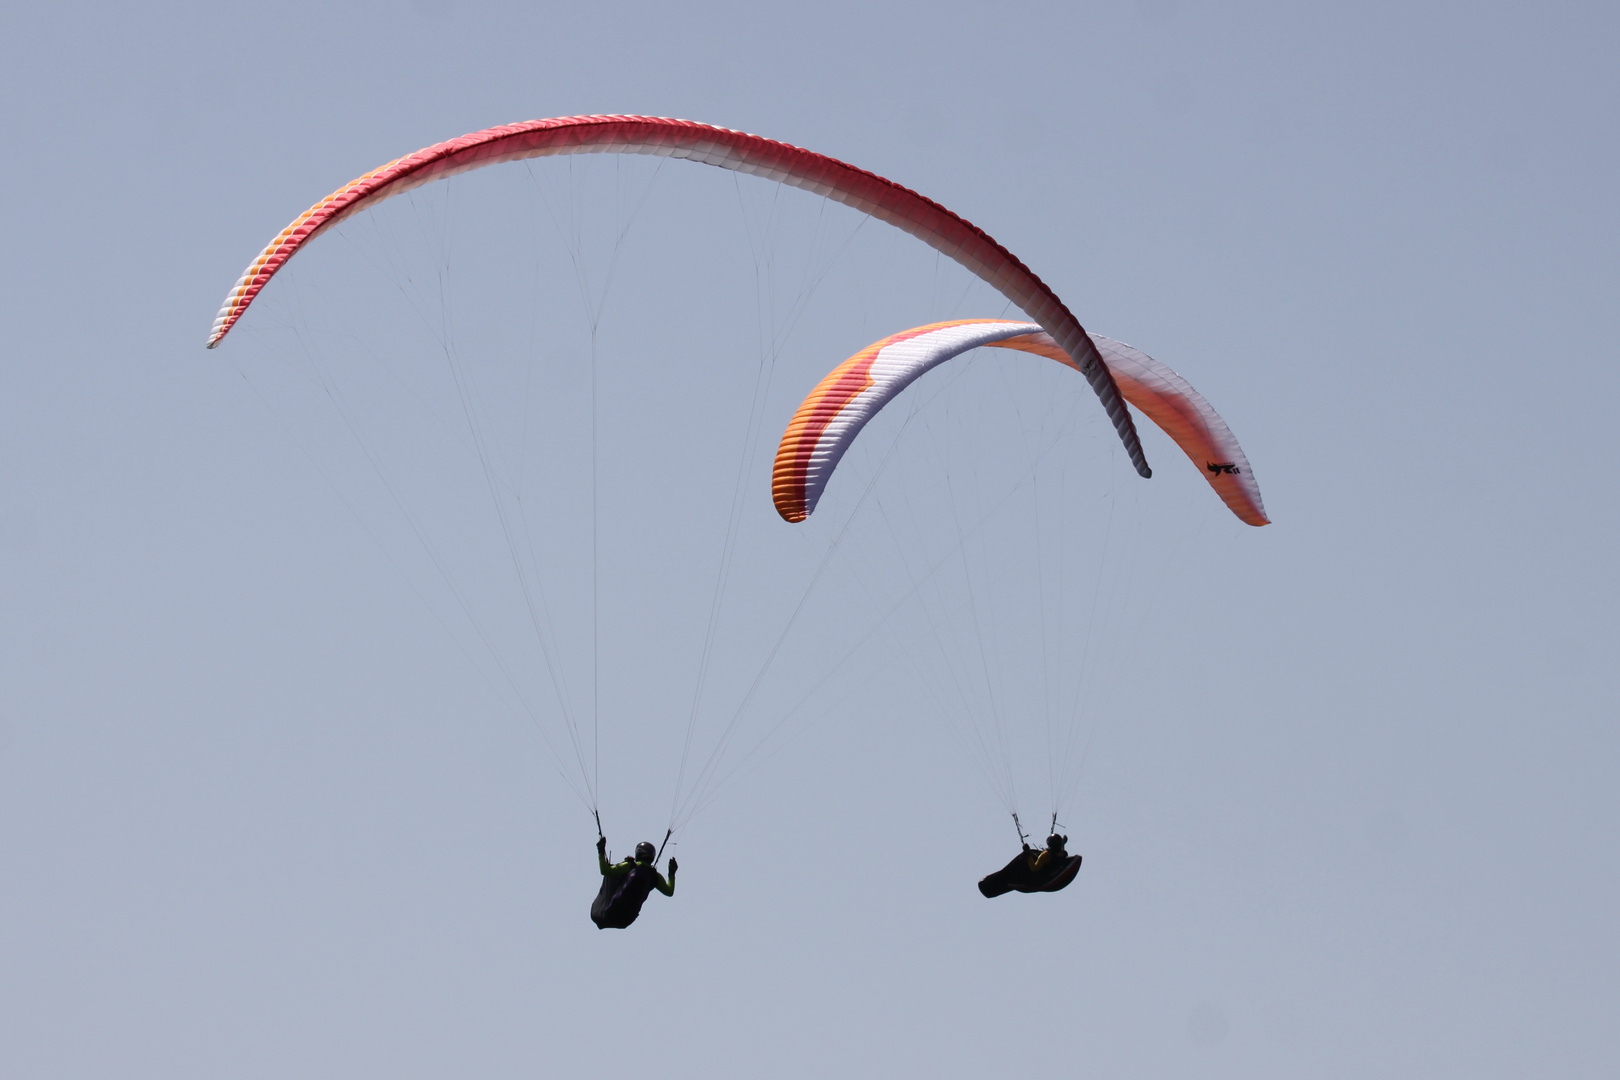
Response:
[206,115,1149,478]
[771,320,1051,523]
[987,328,1269,526]
[771,319,1269,526]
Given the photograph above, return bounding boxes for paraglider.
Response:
[774,320,1271,896]
[592,835,678,929]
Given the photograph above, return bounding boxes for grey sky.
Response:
[1,2,1615,1077]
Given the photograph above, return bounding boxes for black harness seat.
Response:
[591,863,665,929]
[978,851,1083,898]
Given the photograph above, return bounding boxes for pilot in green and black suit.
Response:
[591,837,676,929]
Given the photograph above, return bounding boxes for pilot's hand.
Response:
[668,857,678,876]
[596,836,607,854]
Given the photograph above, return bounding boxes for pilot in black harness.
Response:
[591,833,677,929]
[978,816,1082,898]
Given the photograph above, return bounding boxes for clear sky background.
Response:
[1,2,1616,1077]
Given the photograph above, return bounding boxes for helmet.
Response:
[1046,833,1068,853]
[634,841,657,863]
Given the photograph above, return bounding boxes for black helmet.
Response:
[634,841,657,863]
[1046,833,1068,853]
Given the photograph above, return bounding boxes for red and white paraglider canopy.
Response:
[206,115,1151,478]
